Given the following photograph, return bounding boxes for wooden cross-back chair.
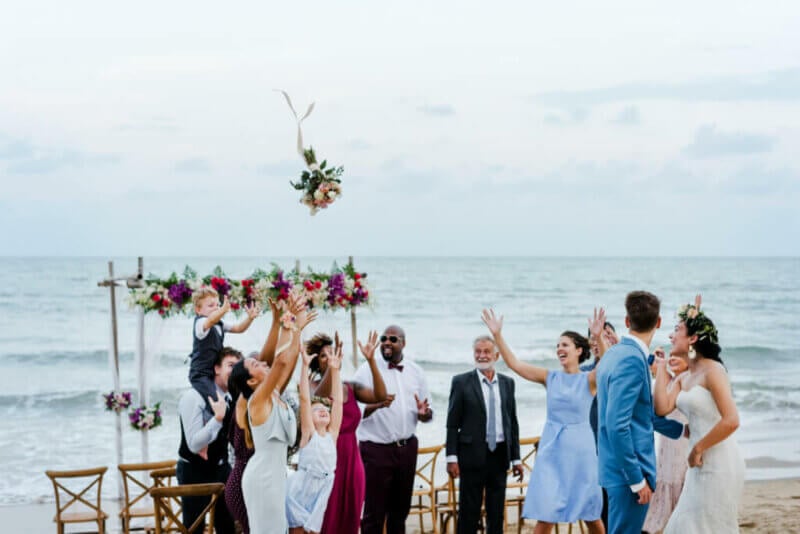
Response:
[150,483,224,534]
[45,466,109,534]
[118,460,177,534]
[504,436,540,534]
[435,475,458,534]
[149,467,181,533]
[408,443,444,534]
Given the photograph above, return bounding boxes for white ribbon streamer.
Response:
[276,90,321,172]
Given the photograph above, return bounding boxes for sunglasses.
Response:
[379,335,403,343]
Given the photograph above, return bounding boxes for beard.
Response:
[475,361,494,371]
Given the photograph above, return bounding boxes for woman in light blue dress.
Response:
[482,309,605,534]
[229,297,317,534]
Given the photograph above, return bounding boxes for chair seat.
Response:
[56,510,109,523]
[120,505,154,519]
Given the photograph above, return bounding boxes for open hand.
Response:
[220,295,231,313]
[300,345,314,368]
[481,309,503,337]
[287,292,307,316]
[588,307,606,341]
[358,330,379,361]
[245,302,261,320]
[328,343,342,370]
[208,392,227,422]
[296,310,318,331]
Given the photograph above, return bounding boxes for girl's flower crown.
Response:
[677,304,719,344]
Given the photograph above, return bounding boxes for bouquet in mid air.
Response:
[278,90,344,215]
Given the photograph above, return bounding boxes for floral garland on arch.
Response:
[126,263,370,318]
[102,391,163,432]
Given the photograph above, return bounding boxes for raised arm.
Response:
[328,342,344,440]
[481,309,547,385]
[312,332,342,399]
[688,365,740,467]
[227,301,261,334]
[297,346,316,448]
[653,353,680,416]
[259,297,303,364]
[351,331,388,404]
[202,295,230,330]
[588,307,610,361]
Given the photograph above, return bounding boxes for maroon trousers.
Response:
[359,436,419,534]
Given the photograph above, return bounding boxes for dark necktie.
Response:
[388,361,404,372]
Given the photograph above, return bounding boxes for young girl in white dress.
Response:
[286,338,344,534]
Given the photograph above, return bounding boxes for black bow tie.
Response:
[388,362,404,372]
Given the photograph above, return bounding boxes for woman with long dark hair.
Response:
[654,299,744,533]
[228,294,317,534]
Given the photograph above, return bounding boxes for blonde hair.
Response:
[192,287,219,309]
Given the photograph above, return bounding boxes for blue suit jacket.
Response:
[596,337,660,489]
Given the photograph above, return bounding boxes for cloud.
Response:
[543,108,589,126]
[416,104,456,117]
[535,67,800,106]
[115,117,179,133]
[683,125,776,158]
[174,157,212,173]
[346,138,372,150]
[610,105,641,125]
[0,134,120,175]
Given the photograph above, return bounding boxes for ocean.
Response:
[1,256,799,505]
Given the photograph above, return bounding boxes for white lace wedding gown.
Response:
[664,386,745,533]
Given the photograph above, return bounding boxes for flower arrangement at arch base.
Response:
[129,403,163,431]
[103,391,163,431]
[127,262,370,318]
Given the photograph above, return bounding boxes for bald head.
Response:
[380,325,406,362]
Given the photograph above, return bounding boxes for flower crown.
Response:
[677,304,719,345]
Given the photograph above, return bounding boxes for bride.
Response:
[654,299,745,533]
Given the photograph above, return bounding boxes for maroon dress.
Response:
[225,422,255,534]
[320,383,366,534]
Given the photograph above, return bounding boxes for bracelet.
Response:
[280,312,298,331]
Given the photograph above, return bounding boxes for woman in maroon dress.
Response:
[305,331,388,534]
[225,420,255,533]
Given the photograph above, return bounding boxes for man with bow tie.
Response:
[177,346,240,534]
[354,325,433,534]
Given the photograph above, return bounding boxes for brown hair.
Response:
[305,333,333,375]
[625,291,661,332]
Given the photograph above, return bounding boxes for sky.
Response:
[1,1,799,256]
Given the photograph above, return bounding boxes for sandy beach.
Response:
[2,477,797,534]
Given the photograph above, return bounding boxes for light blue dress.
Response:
[241,396,297,534]
[285,431,337,532]
[522,371,602,523]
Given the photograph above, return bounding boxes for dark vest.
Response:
[179,395,232,468]
[189,316,225,381]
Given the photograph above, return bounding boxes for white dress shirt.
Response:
[354,356,431,443]
[446,369,520,465]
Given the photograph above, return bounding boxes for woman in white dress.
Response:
[654,299,745,534]
[229,295,317,534]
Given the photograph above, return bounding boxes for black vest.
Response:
[189,316,225,381]
[179,395,232,468]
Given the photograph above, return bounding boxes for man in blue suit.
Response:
[596,291,664,534]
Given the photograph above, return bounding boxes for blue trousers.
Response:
[605,485,649,534]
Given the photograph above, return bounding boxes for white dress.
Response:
[242,397,297,534]
[664,386,745,534]
[285,431,337,532]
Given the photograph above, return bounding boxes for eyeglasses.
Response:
[379,335,403,343]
